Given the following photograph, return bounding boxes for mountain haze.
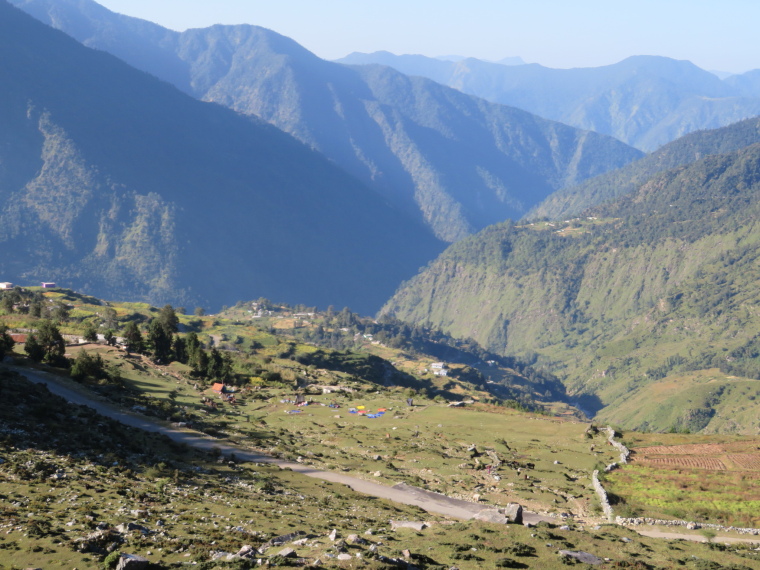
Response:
[382,140,760,433]
[11,0,642,241]
[0,0,443,313]
[338,51,760,151]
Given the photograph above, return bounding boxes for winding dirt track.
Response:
[11,365,550,523]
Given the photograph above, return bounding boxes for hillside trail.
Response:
[9,365,551,524]
[12,365,756,545]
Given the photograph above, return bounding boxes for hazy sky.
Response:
[95,0,759,73]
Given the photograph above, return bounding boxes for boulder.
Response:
[504,503,523,524]
[115,554,149,570]
[558,551,603,565]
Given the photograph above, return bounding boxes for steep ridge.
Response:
[382,142,760,433]
[11,0,642,241]
[529,116,760,220]
[338,51,760,151]
[0,1,443,313]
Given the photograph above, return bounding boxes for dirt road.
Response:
[11,365,550,523]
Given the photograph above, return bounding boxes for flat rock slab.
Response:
[559,550,603,565]
[391,521,427,531]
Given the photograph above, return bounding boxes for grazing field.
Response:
[5,370,760,569]
[606,433,760,527]
[66,342,620,518]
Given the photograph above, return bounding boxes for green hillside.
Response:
[382,143,760,433]
[529,116,760,220]
[3,293,760,567]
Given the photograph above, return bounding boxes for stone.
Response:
[277,547,296,558]
[402,549,411,558]
[347,534,367,545]
[236,545,255,558]
[558,551,603,565]
[116,522,149,535]
[390,520,426,531]
[337,554,352,561]
[473,509,508,524]
[328,528,339,541]
[620,537,632,543]
[504,503,523,524]
[115,554,150,570]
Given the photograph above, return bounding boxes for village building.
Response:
[41,282,56,288]
[0,282,13,289]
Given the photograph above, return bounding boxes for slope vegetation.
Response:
[529,116,760,219]
[383,143,760,433]
[0,1,442,314]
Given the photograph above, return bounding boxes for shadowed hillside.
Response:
[12,0,643,241]
[0,1,442,313]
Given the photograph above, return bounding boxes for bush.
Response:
[103,551,122,570]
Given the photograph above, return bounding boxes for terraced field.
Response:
[606,434,760,527]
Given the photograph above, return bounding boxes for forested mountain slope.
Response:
[0,1,442,314]
[529,116,760,220]
[338,51,760,151]
[382,143,760,433]
[12,0,642,241]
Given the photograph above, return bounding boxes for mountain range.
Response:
[0,0,443,314]
[10,0,641,242]
[381,119,760,433]
[338,51,760,152]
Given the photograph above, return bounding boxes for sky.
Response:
[95,0,760,73]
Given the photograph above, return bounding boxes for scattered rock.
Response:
[336,554,352,561]
[236,545,255,558]
[115,522,150,535]
[621,537,632,543]
[402,549,411,559]
[558,551,603,565]
[347,534,367,545]
[328,528,339,541]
